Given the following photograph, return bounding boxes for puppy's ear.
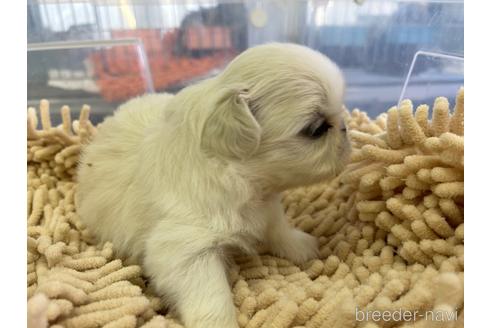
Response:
[201,85,261,160]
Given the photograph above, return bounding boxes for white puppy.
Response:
[76,43,350,328]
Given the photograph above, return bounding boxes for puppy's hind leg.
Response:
[143,225,238,328]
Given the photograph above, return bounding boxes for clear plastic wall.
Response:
[27,0,464,122]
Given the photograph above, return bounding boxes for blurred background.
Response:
[27,0,464,124]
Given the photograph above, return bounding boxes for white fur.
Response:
[76,43,350,328]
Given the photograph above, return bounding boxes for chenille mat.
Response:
[27,88,464,328]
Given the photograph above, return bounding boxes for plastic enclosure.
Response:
[27,39,155,124]
[398,51,463,111]
[27,0,464,121]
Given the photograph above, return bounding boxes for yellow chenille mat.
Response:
[27,88,464,328]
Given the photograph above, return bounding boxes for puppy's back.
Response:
[76,93,174,259]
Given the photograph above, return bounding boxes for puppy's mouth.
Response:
[336,142,352,174]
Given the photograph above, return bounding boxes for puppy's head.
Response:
[200,43,351,191]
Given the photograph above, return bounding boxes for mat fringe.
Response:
[27,88,464,328]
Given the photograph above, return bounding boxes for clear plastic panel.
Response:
[398,51,463,110]
[306,0,464,116]
[27,0,464,119]
[27,39,154,124]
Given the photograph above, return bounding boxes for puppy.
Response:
[76,43,350,328]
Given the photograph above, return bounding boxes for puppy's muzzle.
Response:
[341,121,348,133]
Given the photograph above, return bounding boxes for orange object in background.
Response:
[91,29,235,102]
[112,29,164,55]
[185,26,232,50]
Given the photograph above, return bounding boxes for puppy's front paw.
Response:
[271,229,320,265]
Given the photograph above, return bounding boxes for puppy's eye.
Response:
[301,120,332,139]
